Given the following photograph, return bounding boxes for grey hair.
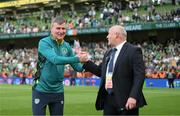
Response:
[114,25,127,40]
[51,16,66,26]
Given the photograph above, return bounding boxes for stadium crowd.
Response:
[0,1,180,34]
[0,40,179,80]
[0,1,179,82]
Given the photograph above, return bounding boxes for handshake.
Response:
[76,51,89,63]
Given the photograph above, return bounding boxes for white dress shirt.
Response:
[106,41,127,75]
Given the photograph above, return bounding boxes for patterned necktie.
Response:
[108,48,117,72]
[105,48,117,94]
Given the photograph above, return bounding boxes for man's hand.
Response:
[125,97,137,110]
[77,52,88,63]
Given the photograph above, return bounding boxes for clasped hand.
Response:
[77,52,89,63]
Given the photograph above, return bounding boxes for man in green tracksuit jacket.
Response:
[32,16,87,116]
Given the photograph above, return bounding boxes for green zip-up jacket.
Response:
[35,36,83,93]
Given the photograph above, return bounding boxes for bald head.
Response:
[107,25,127,47]
[110,25,127,41]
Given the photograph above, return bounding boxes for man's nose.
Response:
[59,29,64,31]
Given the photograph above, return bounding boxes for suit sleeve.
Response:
[129,47,145,100]
[83,61,102,77]
[39,39,80,65]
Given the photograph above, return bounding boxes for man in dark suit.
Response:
[83,25,147,115]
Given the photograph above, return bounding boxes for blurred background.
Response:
[0,0,179,87]
[0,0,180,115]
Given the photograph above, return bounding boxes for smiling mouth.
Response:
[57,33,65,37]
[58,33,63,35]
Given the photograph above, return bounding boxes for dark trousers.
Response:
[168,78,174,88]
[32,89,64,116]
[103,94,139,115]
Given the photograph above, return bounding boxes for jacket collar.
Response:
[113,42,129,74]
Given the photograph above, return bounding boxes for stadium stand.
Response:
[0,0,179,85]
[0,1,180,34]
[0,40,179,80]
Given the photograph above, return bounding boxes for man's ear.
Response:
[115,32,119,38]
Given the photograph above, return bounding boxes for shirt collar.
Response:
[115,40,126,52]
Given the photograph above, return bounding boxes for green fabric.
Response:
[35,36,83,93]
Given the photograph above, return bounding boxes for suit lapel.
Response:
[101,49,111,80]
[113,42,129,74]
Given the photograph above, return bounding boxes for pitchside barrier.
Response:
[146,78,180,88]
[0,77,101,86]
[0,77,180,88]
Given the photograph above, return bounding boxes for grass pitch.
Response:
[0,84,180,115]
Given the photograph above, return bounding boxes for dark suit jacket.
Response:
[83,42,147,110]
